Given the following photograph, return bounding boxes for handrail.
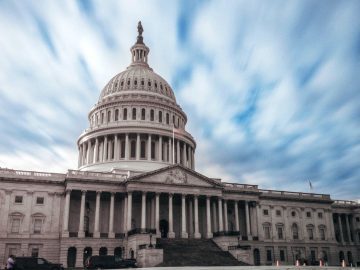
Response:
[67,169,127,181]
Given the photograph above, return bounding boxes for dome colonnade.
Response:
[77,22,196,173]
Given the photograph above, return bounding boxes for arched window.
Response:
[130,141,136,158]
[120,140,125,158]
[120,80,124,87]
[339,251,344,264]
[140,141,146,159]
[134,79,137,86]
[173,115,175,126]
[292,223,299,240]
[291,211,296,217]
[159,111,162,123]
[347,251,353,265]
[123,108,127,120]
[115,109,119,121]
[141,79,144,86]
[166,113,169,124]
[101,112,104,124]
[141,108,146,120]
[127,79,130,86]
[148,80,151,87]
[107,111,111,123]
[132,108,136,120]
[150,109,154,121]
[99,247,107,256]
[151,141,156,159]
[306,224,314,240]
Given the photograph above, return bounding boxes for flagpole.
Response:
[172,125,175,164]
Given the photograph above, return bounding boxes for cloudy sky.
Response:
[0,0,359,200]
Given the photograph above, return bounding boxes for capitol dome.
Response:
[77,22,196,173]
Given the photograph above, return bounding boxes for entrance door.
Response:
[160,219,169,238]
[253,248,260,266]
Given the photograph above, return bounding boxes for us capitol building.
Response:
[0,23,359,268]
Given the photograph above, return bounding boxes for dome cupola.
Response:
[77,22,196,173]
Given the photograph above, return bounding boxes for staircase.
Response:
[156,238,250,267]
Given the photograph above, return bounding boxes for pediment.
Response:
[128,165,221,188]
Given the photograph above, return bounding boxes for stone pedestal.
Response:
[168,232,175,238]
[137,248,163,268]
[181,232,188,238]
[194,232,201,239]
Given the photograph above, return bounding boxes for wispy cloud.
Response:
[0,0,359,200]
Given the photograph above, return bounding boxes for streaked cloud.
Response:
[0,0,359,200]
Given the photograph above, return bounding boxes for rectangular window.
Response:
[356,217,360,222]
[263,209,269,216]
[266,250,272,261]
[36,197,44,205]
[264,226,271,239]
[318,212,323,218]
[280,250,286,261]
[319,228,325,240]
[306,211,311,218]
[307,228,314,240]
[31,248,39,257]
[33,219,42,234]
[277,227,283,239]
[11,218,20,233]
[276,210,281,216]
[14,196,23,204]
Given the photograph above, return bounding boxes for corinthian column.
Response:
[141,192,147,231]
[181,194,188,238]
[176,140,180,164]
[206,196,212,238]
[168,193,175,238]
[194,195,201,238]
[125,134,129,160]
[94,138,99,163]
[103,136,108,161]
[234,200,239,232]
[158,136,163,161]
[109,192,115,238]
[155,193,160,237]
[147,134,152,160]
[127,192,133,232]
[62,189,71,237]
[245,201,251,239]
[224,200,228,232]
[182,143,187,166]
[94,191,101,238]
[218,197,223,232]
[78,190,86,238]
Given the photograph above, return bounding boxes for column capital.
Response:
[168,193,174,197]
[110,191,116,196]
[96,190,102,195]
[65,189,72,195]
[81,190,87,194]
[127,191,133,195]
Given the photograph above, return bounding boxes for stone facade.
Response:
[0,22,359,267]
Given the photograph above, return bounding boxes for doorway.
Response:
[253,248,260,266]
[160,219,169,238]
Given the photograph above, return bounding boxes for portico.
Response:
[62,165,257,241]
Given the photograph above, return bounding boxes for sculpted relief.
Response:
[165,169,188,184]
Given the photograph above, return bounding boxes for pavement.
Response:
[139,267,358,270]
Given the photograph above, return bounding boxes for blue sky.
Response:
[0,0,359,200]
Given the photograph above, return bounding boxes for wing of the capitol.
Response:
[0,22,359,268]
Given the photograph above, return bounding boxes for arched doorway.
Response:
[67,247,77,268]
[114,247,122,258]
[347,251,352,265]
[99,247,108,256]
[253,248,260,266]
[160,219,169,238]
[129,248,134,259]
[339,251,344,264]
[83,247,92,266]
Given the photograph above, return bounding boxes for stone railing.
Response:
[67,169,128,181]
[333,200,359,205]
[223,182,258,190]
[0,168,65,181]
[259,189,331,200]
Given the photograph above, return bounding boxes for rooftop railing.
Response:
[333,200,359,205]
[0,168,65,181]
[223,182,258,190]
[259,189,331,199]
[67,169,128,181]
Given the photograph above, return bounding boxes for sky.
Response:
[0,0,359,200]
